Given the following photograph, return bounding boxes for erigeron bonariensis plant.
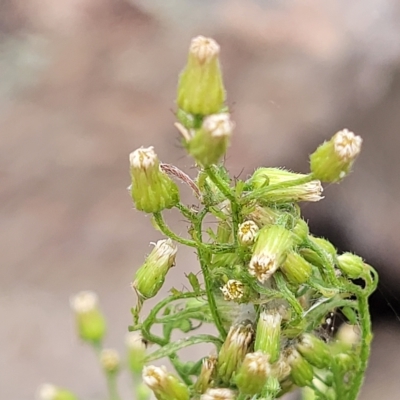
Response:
[37,36,378,400]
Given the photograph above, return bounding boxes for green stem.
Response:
[105,373,121,400]
[153,212,198,248]
[196,207,227,339]
[169,353,193,386]
[347,295,373,400]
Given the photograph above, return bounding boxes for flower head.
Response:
[36,384,78,400]
[133,239,177,299]
[200,388,236,400]
[220,280,245,301]
[100,349,120,374]
[238,220,259,246]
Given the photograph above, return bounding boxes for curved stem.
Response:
[347,295,373,400]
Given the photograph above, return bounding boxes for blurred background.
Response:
[1,0,400,399]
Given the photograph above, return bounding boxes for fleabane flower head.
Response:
[143,365,190,400]
[100,348,120,374]
[285,348,314,387]
[36,384,78,400]
[220,279,245,301]
[238,220,259,246]
[129,146,179,213]
[177,36,226,117]
[235,351,271,395]
[217,323,254,384]
[133,239,177,299]
[310,129,362,182]
[254,310,282,363]
[200,388,236,400]
[248,225,293,283]
[249,168,323,203]
[194,355,217,394]
[70,291,106,344]
[186,113,234,167]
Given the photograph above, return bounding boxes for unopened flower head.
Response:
[36,384,78,400]
[143,365,190,400]
[310,129,363,182]
[217,323,254,384]
[296,333,331,369]
[248,225,293,283]
[194,355,217,394]
[100,348,120,374]
[186,113,233,167]
[281,251,312,285]
[133,239,177,299]
[254,310,282,363]
[336,323,361,346]
[285,348,314,387]
[200,388,236,400]
[270,356,291,381]
[238,220,259,246]
[220,279,245,301]
[177,36,226,116]
[337,252,366,279]
[129,146,179,213]
[70,291,98,314]
[235,351,271,395]
[70,291,106,344]
[125,332,147,374]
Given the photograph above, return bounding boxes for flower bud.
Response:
[291,219,309,246]
[200,388,236,400]
[270,356,291,382]
[249,168,323,203]
[217,323,254,384]
[245,204,279,227]
[296,334,331,369]
[133,239,177,299]
[220,279,245,302]
[337,253,366,279]
[125,332,147,374]
[194,356,217,394]
[129,147,179,213]
[70,291,106,344]
[177,36,226,116]
[281,252,312,285]
[310,129,362,182]
[286,348,314,387]
[254,310,282,363]
[235,351,270,395]
[238,220,259,246]
[186,113,234,167]
[248,225,293,283]
[100,348,120,375]
[36,384,78,400]
[143,365,190,400]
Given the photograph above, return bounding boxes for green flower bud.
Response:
[129,147,179,213]
[254,310,282,363]
[177,36,226,116]
[235,351,270,395]
[36,384,78,400]
[133,239,177,299]
[248,225,293,283]
[142,365,190,400]
[281,252,312,284]
[125,332,147,374]
[270,356,291,382]
[337,252,366,279]
[310,129,362,182]
[70,291,106,344]
[200,388,236,400]
[220,279,245,302]
[249,168,323,203]
[217,323,254,384]
[186,113,234,167]
[296,334,332,369]
[291,219,309,246]
[100,348,120,375]
[286,349,314,387]
[194,356,217,394]
[334,353,359,373]
[244,204,279,227]
[238,220,259,246]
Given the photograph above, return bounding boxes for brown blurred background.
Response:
[1,0,400,399]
